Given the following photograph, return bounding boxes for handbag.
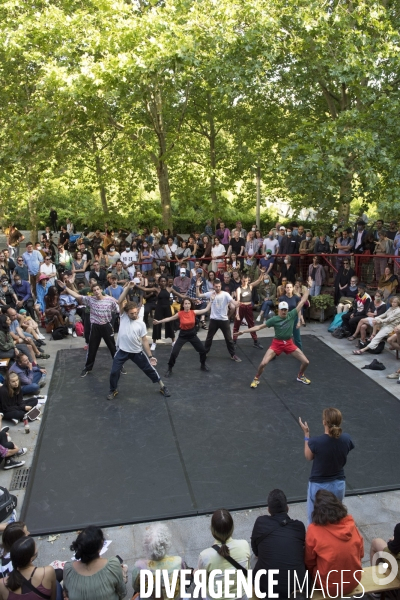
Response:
[0,486,17,523]
[212,545,247,575]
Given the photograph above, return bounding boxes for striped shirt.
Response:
[80,296,118,325]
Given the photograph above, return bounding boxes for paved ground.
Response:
[1,230,400,595]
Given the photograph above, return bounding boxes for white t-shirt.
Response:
[117,313,147,353]
[263,238,280,255]
[211,245,225,260]
[120,250,138,266]
[39,262,57,284]
[204,291,233,321]
[165,244,177,257]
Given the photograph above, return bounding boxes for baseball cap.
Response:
[180,268,186,274]
[196,268,203,274]
[279,226,286,231]
[358,282,367,289]
[38,274,49,281]
[266,249,272,254]
[278,301,289,310]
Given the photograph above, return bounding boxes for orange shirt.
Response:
[179,310,196,330]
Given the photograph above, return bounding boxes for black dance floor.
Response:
[22,336,400,534]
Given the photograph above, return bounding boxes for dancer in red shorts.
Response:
[234,289,311,387]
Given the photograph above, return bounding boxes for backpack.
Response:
[332,326,350,339]
[51,326,69,340]
[0,487,17,523]
[366,340,385,354]
[75,321,84,337]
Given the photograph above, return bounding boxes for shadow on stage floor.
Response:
[22,336,400,534]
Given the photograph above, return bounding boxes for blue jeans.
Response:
[307,480,346,525]
[21,370,42,396]
[109,349,160,392]
[261,300,274,314]
[309,282,321,296]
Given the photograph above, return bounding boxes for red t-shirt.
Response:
[179,310,196,330]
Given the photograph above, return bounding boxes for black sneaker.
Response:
[164,369,172,378]
[107,390,119,401]
[3,458,25,470]
[80,369,90,378]
[160,386,171,397]
[0,427,9,433]
[200,364,210,371]
[120,366,127,375]
[253,341,264,349]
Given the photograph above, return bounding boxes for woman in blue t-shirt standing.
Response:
[299,407,354,525]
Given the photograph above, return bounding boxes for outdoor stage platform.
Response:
[22,336,400,535]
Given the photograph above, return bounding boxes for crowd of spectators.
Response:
[0,215,399,597]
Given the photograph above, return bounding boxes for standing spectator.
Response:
[49,207,58,233]
[198,510,250,600]
[305,490,363,597]
[71,251,87,286]
[211,238,226,272]
[64,526,126,600]
[263,230,280,256]
[7,225,25,258]
[279,227,299,255]
[228,230,246,266]
[251,489,306,599]
[336,230,354,256]
[308,255,325,296]
[373,231,392,282]
[393,224,400,275]
[372,219,385,241]
[57,244,73,271]
[22,242,43,296]
[66,217,74,235]
[386,220,398,241]
[120,242,139,270]
[353,220,367,254]
[314,233,330,255]
[89,261,108,289]
[9,353,46,396]
[106,244,121,268]
[299,407,354,525]
[204,220,213,237]
[235,220,247,239]
[13,257,29,282]
[215,221,231,250]
[59,225,70,249]
[40,256,57,285]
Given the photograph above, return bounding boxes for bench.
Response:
[309,566,400,599]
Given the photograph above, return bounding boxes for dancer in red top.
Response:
[153,298,210,377]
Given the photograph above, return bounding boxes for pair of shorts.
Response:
[270,338,298,355]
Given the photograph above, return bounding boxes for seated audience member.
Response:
[36,274,51,315]
[0,372,39,424]
[132,524,185,600]
[89,261,108,289]
[353,296,400,355]
[59,288,79,336]
[341,282,371,334]
[197,509,250,600]
[347,290,386,345]
[0,414,26,470]
[336,275,359,314]
[0,521,29,579]
[173,268,191,296]
[64,526,126,600]
[12,275,37,321]
[251,489,306,598]
[220,272,236,295]
[111,259,130,285]
[45,287,65,329]
[6,308,48,361]
[0,275,17,311]
[0,536,57,600]
[305,490,364,597]
[377,265,399,302]
[9,353,46,396]
[0,314,36,363]
[17,310,45,343]
[275,276,288,299]
[256,273,276,321]
[387,325,400,356]
[105,275,124,301]
[370,522,400,572]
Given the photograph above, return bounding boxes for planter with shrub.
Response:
[309,294,335,322]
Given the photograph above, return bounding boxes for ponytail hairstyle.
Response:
[8,537,36,591]
[211,509,234,559]
[70,526,104,564]
[323,407,342,439]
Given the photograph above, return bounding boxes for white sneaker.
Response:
[11,419,18,425]
[68,328,73,335]
[72,331,77,338]
[171,341,175,347]
[38,333,46,340]
[150,342,156,351]
[256,314,262,322]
